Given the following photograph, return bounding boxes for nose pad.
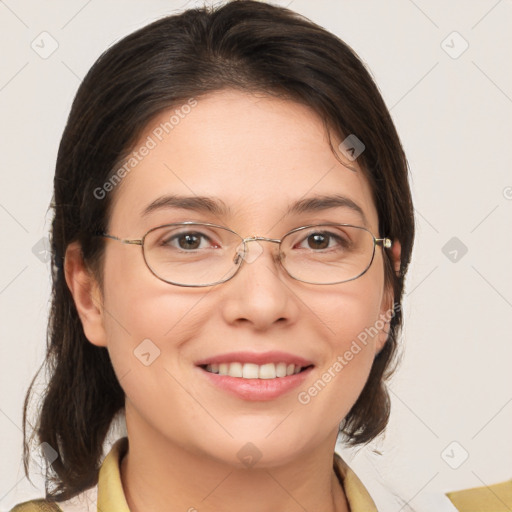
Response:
[233,243,245,266]
[234,240,265,264]
[244,240,264,264]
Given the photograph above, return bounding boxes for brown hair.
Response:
[22,0,414,501]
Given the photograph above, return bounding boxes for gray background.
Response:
[1,0,511,510]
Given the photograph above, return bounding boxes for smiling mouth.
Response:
[199,362,314,379]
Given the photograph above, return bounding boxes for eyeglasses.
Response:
[99,221,392,287]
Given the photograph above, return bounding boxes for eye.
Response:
[162,231,219,250]
[306,233,330,250]
[295,230,350,251]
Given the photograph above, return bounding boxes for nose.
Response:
[220,239,300,331]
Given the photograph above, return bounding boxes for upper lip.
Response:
[195,351,314,367]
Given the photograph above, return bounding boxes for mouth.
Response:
[199,362,314,380]
[195,351,315,401]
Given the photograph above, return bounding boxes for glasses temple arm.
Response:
[99,233,143,245]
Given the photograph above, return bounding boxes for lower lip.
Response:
[197,366,314,401]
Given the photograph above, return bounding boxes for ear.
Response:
[376,240,402,354]
[64,241,108,347]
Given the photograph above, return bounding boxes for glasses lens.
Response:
[143,224,243,286]
[280,225,375,284]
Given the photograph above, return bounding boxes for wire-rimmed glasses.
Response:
[99,221,392,287]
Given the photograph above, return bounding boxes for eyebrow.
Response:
[287,194,367,225]
[142,195,231,217]
[141,193,367,224]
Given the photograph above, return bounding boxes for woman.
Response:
[12,1,497,510]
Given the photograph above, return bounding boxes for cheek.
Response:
[325,298,381,378]
[318,264,386,352]
[298,271,387,416]
[99,249,206,378]
[99,267,213,444]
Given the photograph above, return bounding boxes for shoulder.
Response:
[446,478,512,511]
[9,499,62,512]
[9,485,97,512]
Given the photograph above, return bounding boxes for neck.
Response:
[119,414,350,512]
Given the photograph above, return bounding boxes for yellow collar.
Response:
[97,437,130,512]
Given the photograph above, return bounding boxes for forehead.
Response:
[109,89,379,233]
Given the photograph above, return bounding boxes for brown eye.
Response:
[160,231,213,250]
[292,229,350,252]
[177,233,202,250]
[307,233,329,250]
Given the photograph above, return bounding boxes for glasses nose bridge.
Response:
[237,235,283,266]
[242,235,281,245]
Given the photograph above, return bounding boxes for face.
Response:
[72,89,395,467]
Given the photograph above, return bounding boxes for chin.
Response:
[198,432,312,469]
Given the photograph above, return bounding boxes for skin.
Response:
[65,89,401,512]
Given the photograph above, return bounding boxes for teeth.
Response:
[259,363,276,379]
[228,362,243,378]
[242,363,259,379]
[204,362,306,379]
[276,362,287,378]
